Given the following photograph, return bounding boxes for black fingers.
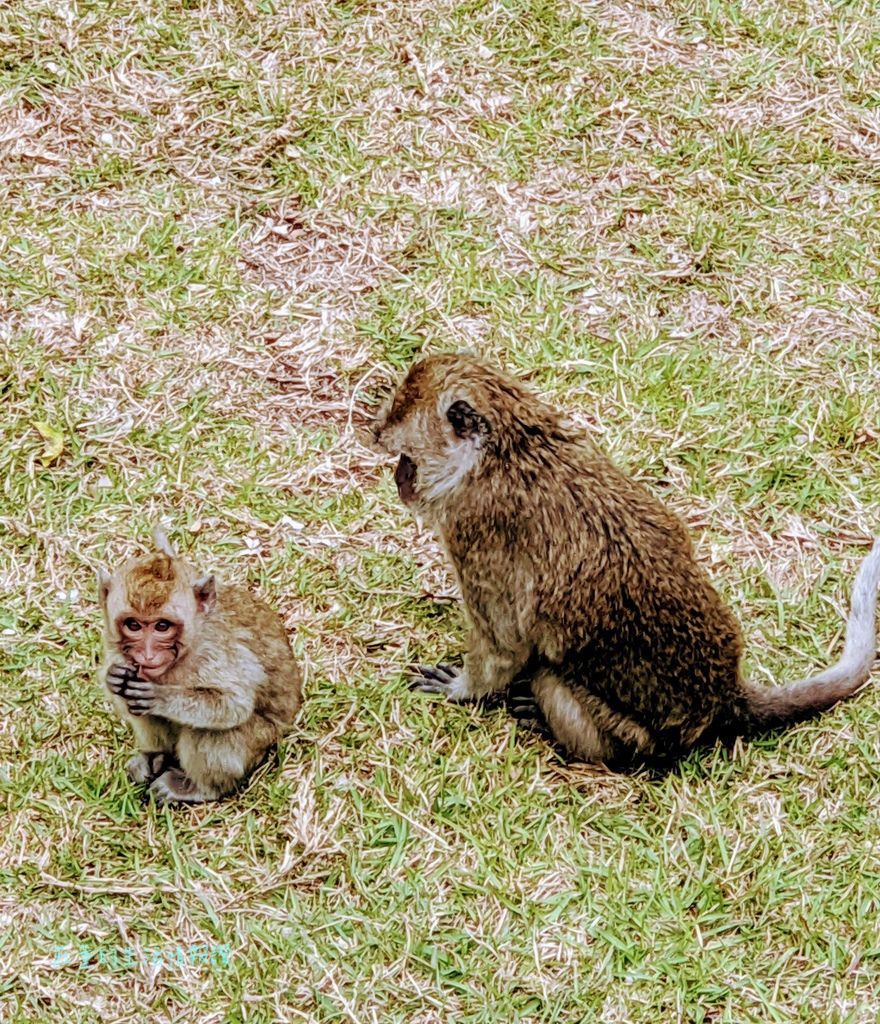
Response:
[124,680,155,717]
[416,663,460,683]
[123,679,153,695]
[507,691,539,717]
[508,699,538,719]
[107,667,155,716]
[106,662,140,695]
[507,695,546,734]
[107,663,139,683]
[409,662,461,693]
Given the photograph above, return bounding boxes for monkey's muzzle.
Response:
[395,454,417,504]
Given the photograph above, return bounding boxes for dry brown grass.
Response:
[1,0,880,1021]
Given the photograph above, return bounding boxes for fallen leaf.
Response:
[34,420,65,466]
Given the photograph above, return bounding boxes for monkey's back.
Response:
[445,436,747,750]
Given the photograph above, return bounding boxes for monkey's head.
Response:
[373,353,558,510]
[98,528,216,680]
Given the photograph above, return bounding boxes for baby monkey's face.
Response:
[372,355,490,509]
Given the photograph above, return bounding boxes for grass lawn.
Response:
[2,0,880,1020]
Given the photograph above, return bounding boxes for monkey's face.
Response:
[99,552,217,679]
[373,356,490,509]
[115,614,184,679]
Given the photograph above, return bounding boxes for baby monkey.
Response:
[99,528,302,803]
[374,353,880,768]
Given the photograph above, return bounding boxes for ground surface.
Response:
[2,1,880,1021]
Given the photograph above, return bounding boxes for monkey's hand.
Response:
[411,663,474,702]
[106,662,141,699]
[119,678,162,717]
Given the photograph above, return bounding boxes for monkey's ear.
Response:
[446,400,489,440]
[152,525,175,556]
[97,569,112,607]
[194,574,217,615]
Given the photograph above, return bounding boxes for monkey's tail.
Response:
[740,540,880,731]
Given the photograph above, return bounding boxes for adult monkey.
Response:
[374,353,880,768]
[99,528,302,803]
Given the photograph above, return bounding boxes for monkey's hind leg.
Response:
[151,715,280,805]
[532,670,660,769]
[531,669,618,763]
[127,716,179,784]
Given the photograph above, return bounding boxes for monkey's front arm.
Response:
[413,631,529,701]
[128,681,256,729]
[105,661,257,729]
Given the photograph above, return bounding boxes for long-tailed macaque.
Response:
[373,353,880,768]
[99,528,302,803]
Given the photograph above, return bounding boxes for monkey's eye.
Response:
[155,619,173,633]
[123,618,142,632]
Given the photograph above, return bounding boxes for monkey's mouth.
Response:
[137,659,174,680]
[395,453,418,504]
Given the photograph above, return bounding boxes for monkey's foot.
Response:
[148,768,216,805]
[411,663,472,702]
[127,751,176,784]
[507,691,547,734]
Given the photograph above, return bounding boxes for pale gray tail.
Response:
[743,540,880,729]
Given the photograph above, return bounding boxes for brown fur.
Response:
[99,533,302,803]
[125,554,177,613]
[374,353,880,768]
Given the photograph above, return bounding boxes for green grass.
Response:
[2,0,880,1020]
